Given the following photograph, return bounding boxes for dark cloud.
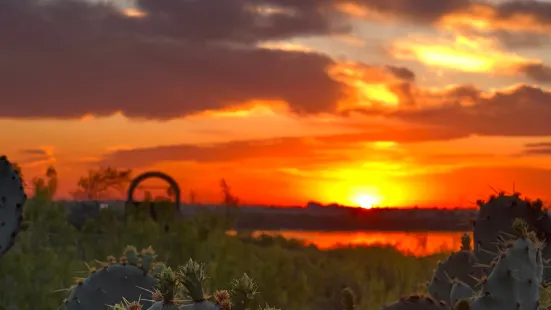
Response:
[519,63,551,83]
[0,0,350,119]
[99,136,350,168]
[443,85,481,100]
[495,1,551,24]
[16,148,54,165]
[134,0,349,43]
[385,65,416,82]
[391,85,551,136]
[523,142,551,155]
[494,31,551,49]
[526,142,551,148]
[19,149,48,156]
[99,127,466,168]
[4,0,551,126]
[354,0,470,22]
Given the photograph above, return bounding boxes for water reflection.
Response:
[231,230,471,256]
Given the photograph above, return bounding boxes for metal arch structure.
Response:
[126,171,182,218]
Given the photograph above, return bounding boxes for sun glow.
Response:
[353,193,382,209]
[391,34,532,74]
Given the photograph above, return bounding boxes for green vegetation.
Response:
[0,192,444,309]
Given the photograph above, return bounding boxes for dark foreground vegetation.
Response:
[0,193,444,310]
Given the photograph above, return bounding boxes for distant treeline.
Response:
[233,210,474,231]
[63,200,476,231]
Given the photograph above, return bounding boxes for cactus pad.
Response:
[63,246,160,310]
[451,219,544,310]
[179,259,220,310]
[0,155,26,258]
[473,194,543,263]
[449,280,475,307]
[427,233,480,304]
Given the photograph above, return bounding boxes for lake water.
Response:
[231,230,470,256]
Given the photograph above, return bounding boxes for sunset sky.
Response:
[2,0,551,208]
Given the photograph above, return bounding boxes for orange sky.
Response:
[2,0,551,208]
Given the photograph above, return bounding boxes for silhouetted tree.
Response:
[31,165,58,199]
[220,179,239,206]
[46,165,58,195]
[219,179,240,229]
[70,167,132,200]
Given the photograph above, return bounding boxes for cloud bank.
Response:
[1,0,551,135]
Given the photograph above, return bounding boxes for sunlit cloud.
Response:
[190,100,288,119]
[327,62,402,110]
[391,33,537,74]
[437,3,551,34]
[334,2,370,18]
[121,8,146,18]
[246,4,298,17]
[105,145,136,152]
[80,113,97,122]
[370,141,398,149]
[257,41,313,53]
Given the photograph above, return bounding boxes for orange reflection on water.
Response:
[246,230,471,256]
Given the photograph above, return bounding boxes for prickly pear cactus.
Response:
[121,258,272,310]
[454,219,544,310]
[381,295,449,310]
[449,280,475,307]
[146,267,182,310]
[427,233,480,304]
[472,192,551,284]
[473,193,543,264]
[0,155,26,258]
[211,291,232,310]
[63,246,161,310]
[111,297,143,310]
[179,259,225,310]
[227,273,258,310]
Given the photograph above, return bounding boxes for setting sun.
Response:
[353,193,381,209]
